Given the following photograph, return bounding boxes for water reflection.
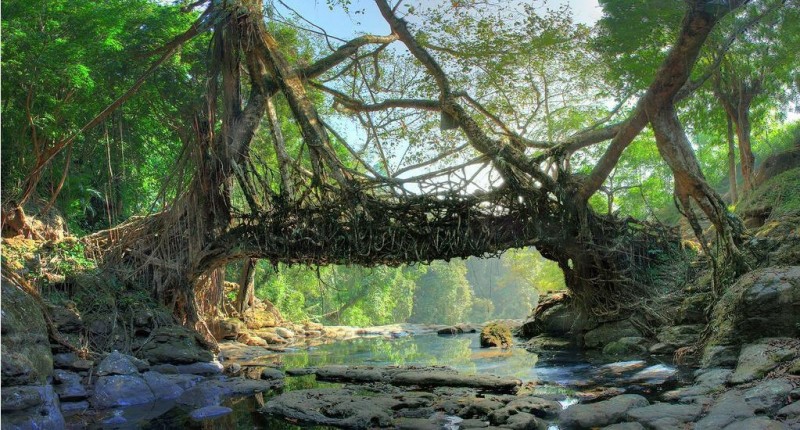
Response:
[136,333,685,430]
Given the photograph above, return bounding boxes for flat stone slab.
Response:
[313,365,521,393]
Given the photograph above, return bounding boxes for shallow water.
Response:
[94,333,690,429]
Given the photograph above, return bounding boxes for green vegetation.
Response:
[252,247,565,326]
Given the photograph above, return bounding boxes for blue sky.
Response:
[279,0,602,40]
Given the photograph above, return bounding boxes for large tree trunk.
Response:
[651,106,747,287]
[726,114,738,203]
[235,258,256,314]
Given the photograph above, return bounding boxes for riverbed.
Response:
[126,331,688,429]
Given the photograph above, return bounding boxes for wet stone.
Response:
[560,394,649,429]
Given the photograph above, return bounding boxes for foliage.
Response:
[1,0,206,231]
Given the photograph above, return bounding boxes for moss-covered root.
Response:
[480,323,513,348]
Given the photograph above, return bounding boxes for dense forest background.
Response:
[2,0,798,327]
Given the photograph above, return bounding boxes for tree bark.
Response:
[726,113,738,202]
[235,258,256,314]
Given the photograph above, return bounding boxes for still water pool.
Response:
[128,333,687,429]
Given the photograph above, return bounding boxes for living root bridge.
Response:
[202,195,539,269]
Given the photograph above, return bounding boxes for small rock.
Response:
[502,411,545,430]
[261,367,285,380]
[97,351,139,376]
[459,397,504,418]
[53,353,78,369]
[225,363,242,376]
[601,423,645,430]
[189,405,233,420]
[71,359,94,371]
[60,400,90,414]
[275,327,295,339]
[460,418,490,428]
[437,326,463,335]
[53,369,88,401]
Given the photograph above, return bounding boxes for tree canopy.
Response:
[2,0,798,331]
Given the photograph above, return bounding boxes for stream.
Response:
[87,332,691,429]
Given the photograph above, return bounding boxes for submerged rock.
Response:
[189,405,233,420]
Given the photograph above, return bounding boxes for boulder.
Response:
[704,266,800,359]
[2,386,44,412]
[0,385,65,429]
[723,417,788,430]
[138,325,214,364]
[499,411,546,430]
[480,323,513,348]
[584,321,641,349]
[626,403,702,429]
[142,371,184,400]
[275,327,295,339]
[52,369,87,401]
[209,318,244,340]
[603,337,648,356]
[177,378,282,408]
[91,374,156,409]
[263,388,400,428]
[520,293,594,337]
[560,394,649,429]
[676,292,711,324]
[1,279,52,386]
[47,304,83,333]
[729,338,798,385]
[655,325,704,349]
[97,351,139,376]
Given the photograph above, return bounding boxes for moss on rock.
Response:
[480,323,513,348]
